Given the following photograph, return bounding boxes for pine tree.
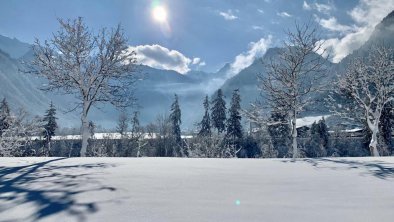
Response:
[116,111,128,137]
[307,118,329,157]
[308,121,320,157]
[42,102,58,156]
[211,89,226,133]
[198,95,211,137]
[89,121,95,138]
[379,102,393,155]
[170,94,182,155]
[262,138,278,158]
[267,111,291,158]
[317,117,329,153]
[131,111,141,137]
[0,98,11,137]
[225,89,243,157]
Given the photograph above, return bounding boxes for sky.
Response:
[0,0,393,74]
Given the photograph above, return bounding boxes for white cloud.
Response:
[317,17,354,33]
[192,58,201,65]
[228,35,272,76]
[192,57,206,67]
[348,0,393,25]
[302,1,334,14]
[219,10,238,20]
[128,44,193,74]
[277,12,292,18]
[315,3,334,14]
[252,25,264,30]
[319,27,370,62]
[320,0,394,63]
[258,9,264,14]
[303,1,311,10]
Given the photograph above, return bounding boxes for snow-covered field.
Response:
[0,157,393,222]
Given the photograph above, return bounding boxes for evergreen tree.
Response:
[262,138,278,158]
[225,89,243,156]
[379,102,393,155]
[242,135,262,158]
[307,118,329,157]
[116,111,128,137]
[317,117,329,152]
[267,111,291,158]
[0,98,11,137]
[89,121,95,138]
[43,102,58,140]
[198,95,211,137]
[211,89,226,133]
[131,111,141,137]
[42,102,58,156]
[170,94,182,155]
[308,121,320,157]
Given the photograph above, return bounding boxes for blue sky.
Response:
[0,0,393,73]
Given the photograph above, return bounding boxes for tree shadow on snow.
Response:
[281,158,394,180]
[0,158,117,222]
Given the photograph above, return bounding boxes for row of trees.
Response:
[132,89,244,158]
[0,17,391,158]
[193,89,244,157]
[246,22,394,158]
[0,98,58,156]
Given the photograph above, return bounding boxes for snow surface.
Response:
[296,115,331,128]
[1,157,394,222]
[31,133,194,141]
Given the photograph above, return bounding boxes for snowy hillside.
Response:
[1,157,393,222]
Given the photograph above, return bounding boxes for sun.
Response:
[152,6,167,23]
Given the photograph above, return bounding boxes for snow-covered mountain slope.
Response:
[0,49,49,114]
[220,47,334,116]
[0,34,31,59]
[0,157,393,222]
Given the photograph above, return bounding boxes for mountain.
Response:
[220,56,264,108]
[366,10,394,46]
[0,36,211,129]
[220,10,394,118]
[0,35,31,59]
[0,49,48,110]
[339,10,394,69]
[0,47,81,126]
[219,47,334,115]
[0,10,393,130]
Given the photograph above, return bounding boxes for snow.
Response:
[1,157,394,222]
[344,128,363,133]
[296,115,330,128]
[31,133,194,141]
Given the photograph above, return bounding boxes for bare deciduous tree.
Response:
[333,45,394,156]
[30,17,137,157]
[260,22,327,158]
[0,109,42,157]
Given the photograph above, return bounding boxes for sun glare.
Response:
[152,6,167,23]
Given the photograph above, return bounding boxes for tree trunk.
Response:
[369,126,380,157]
[47,139,51,157]
[291,112,298,159]
[80,103,90,157]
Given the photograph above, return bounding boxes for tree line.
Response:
[0,17,392,158]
